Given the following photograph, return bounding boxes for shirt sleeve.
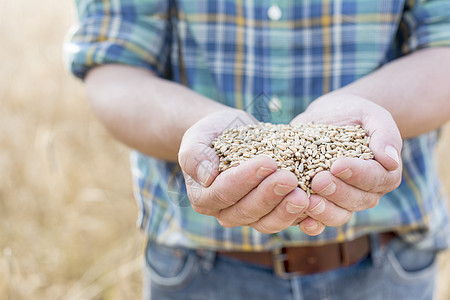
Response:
[399,0,450,53]
[64,0,171,79]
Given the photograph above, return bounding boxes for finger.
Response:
[290,214,308,226]
[192,156,277,213]
[217,169,299,227]
[311,171,381,212]
[298,217,326,236]
[330,157,402,193]
[249,188,310,233]
[306,194,353,227]
[184,173,217,216]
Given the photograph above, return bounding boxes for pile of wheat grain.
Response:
[212,123,373,195]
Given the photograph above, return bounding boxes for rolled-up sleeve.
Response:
[400,0,450,53]
[64,0,171,79]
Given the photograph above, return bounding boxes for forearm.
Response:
[85,64,231,161]
[334,47,450,138]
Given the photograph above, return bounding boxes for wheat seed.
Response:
[211,123,374,195]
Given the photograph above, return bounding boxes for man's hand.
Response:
[290,94,403,235]
[178,110,310,233]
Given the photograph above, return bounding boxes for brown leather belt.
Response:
[218,232,395,278]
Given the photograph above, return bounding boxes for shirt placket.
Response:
[267,0,291,124]
[248,1,285,123]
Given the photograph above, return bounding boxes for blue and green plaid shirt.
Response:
[66,0,450,251]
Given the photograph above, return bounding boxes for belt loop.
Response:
[369,233,383,267]
[272,247,291,279]
[197,249,216,272]
[339,241,350,267]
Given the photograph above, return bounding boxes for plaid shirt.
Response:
[66,0,450,251]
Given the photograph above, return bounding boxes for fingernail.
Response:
[274,184,292,196]
[385,145,399,166]
[335,168,352,180]
[305,222,318,231]
[197,160,213,187]
[286,202,306,214]
[256,167,274,179]
[309,198,326,215]
[318,181,336,196]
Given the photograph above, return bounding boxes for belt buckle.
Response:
[272,247,296,279]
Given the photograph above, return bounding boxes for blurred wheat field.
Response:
[0,1,449,299]
[0,1,143,299]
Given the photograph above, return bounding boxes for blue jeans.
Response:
[143,235,437,300]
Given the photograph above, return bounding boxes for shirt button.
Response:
[267,4,282,21]
[269,96,282,113]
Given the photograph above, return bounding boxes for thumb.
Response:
[178,123,220,188]
[178,109,257,187]
[290,111,318,125]
[363,107,402,171]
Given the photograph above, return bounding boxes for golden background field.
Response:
[0,1,449,299]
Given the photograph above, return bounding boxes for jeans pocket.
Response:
[386,240,437,282]
[145,242,199,290]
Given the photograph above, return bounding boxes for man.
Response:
[65,0,450,299]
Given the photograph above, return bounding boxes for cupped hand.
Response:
[178,109,310,233]
[290,94,403,235]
